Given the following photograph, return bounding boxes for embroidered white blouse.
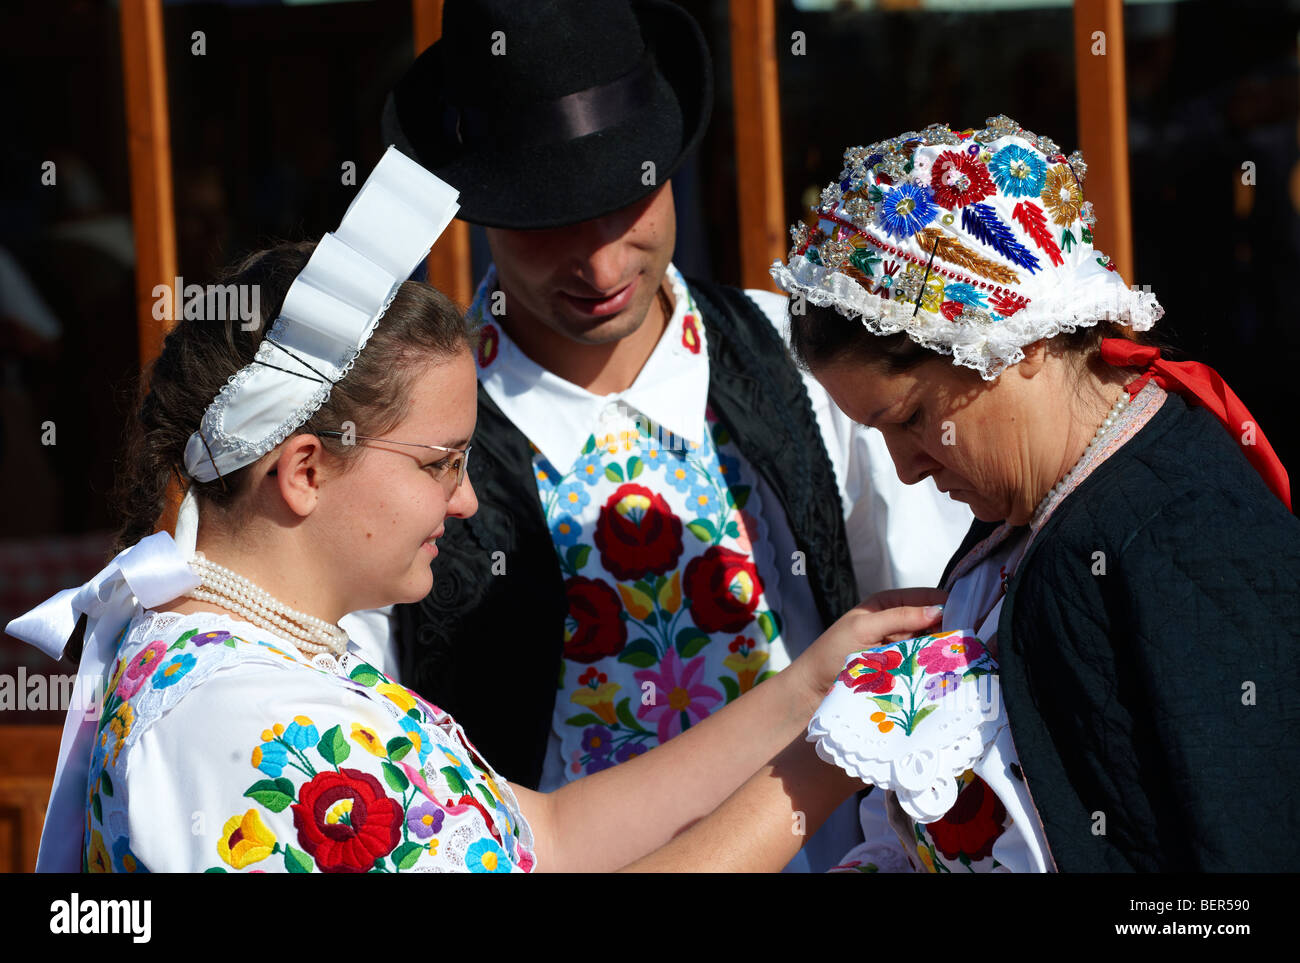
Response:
[84,609,535,873]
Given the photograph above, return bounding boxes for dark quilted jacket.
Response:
[942,391,1300,872]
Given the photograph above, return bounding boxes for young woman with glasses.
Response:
[27,238,943,874]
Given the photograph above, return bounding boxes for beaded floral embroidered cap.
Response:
[770,116,1164,379]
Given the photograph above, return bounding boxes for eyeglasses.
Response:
[316,430,472,495]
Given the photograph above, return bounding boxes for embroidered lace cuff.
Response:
[807,629,1002,822]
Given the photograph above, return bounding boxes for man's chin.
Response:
[552,298,657,345]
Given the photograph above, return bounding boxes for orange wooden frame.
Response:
[413,0,474,308]
[730,0,787,292]
[121,0,177,373]
[1073,0,1134,282]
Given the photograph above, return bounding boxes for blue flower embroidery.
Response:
[534,460,561,494]
[571,449,605,487]
[716,450,742,485]
[465,837,512,873]
[877,183,937,239]
[988,145,1045,198]
[439,745,476,785]
[551,514,583,547]
[253,739,288,777]
[639,439,670,472]
[555,479,592,513]
[281,717,319,750]
[663,457,698,495]
[684,483,720,516]
[111,835,148,873]
[151,652,196,689]
[399,714,432,766]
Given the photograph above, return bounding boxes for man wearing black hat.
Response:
[375,0,971,872]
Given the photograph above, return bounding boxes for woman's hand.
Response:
[859,586,949,616]
[789,588,947,714]
[524,586,944,872]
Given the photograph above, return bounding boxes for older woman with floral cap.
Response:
[774,117,1300,872]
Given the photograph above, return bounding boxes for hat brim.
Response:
[383,0,712,230]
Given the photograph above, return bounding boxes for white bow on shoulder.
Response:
[4,531,200,872]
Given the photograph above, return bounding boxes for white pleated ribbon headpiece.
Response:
[183,145,460,482]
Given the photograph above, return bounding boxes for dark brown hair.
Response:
[788,300,1173,377]
[112,240,473,552]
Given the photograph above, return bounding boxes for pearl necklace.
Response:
[1030,387,1131,528]
[186,553,350,657]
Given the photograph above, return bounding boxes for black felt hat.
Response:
[381,0,713,229]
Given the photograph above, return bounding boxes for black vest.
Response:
[394,279,859,787]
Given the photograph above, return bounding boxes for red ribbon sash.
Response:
[1099,338,1291,511]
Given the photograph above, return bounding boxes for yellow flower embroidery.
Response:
[325,798,354,825]
[218,810,277,870]
[723,649,770,693]
[375,682,416,714]
[108,703,134,766]
[106,658,126,696]
[917,844,938,873]
[87,830,111,873]
[351,723,386,756]
[570,682,623,725]
[729,569,755,606]
[616,583,655,621]
[657,571,681,615]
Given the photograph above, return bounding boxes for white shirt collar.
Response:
[472,263,709,475]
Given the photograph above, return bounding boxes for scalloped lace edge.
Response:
[190,282,402,473]
[807,714,1004,823]
[771,258,1164,381]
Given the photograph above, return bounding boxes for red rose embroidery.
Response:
[291,768,403,872]
[593,483,684,581]
[477,322,499,368]
[925,774,1008,863]
[684,546,763,633]
[563,576,628,663]
[681,313,701,354]
[838,649,903,694]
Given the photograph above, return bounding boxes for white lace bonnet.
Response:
[182,145,460,484]
[769,116,1164,380]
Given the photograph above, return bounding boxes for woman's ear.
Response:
[1016,339,1049,380]
[271,434,326,518]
